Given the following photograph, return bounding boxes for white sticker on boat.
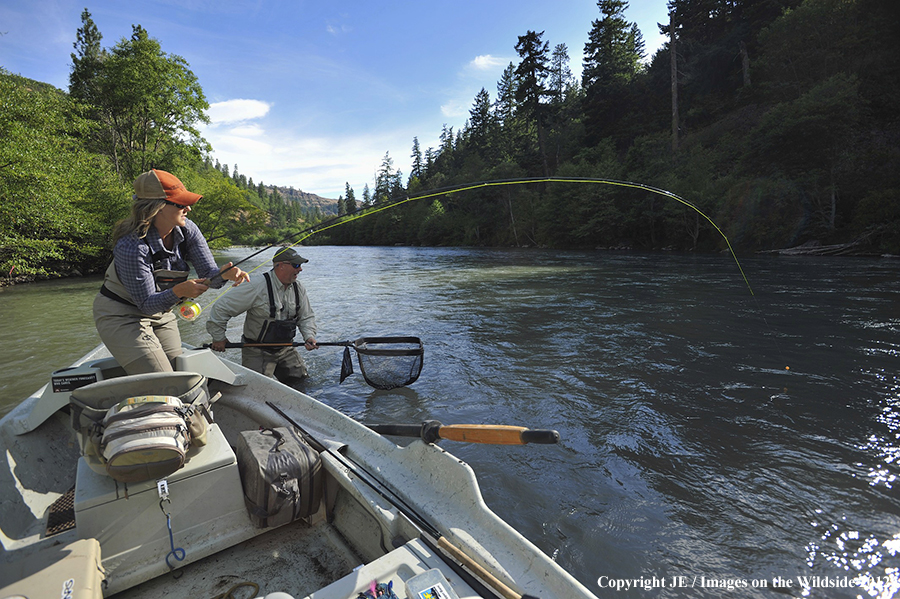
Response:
[62,577,75,599]
[416,583,452,599]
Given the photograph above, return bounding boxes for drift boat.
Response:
[0,344,597,599]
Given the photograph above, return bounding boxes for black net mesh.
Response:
[353,337,424,390]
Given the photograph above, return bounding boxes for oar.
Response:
[267,402,539,599]
[367,421,560,445]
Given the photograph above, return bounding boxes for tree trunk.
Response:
[670,12,679,154]
[507,192,519,246]
[740,41,751,87]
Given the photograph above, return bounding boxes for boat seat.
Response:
[70,371,207,411]
[73,423,250,594]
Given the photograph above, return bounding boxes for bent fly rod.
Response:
[201,177,787,369]
[208,176,754,294]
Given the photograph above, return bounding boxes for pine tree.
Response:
[69,9,105,105]
[549,43,574,104]
[468,88,495,157]
[344,182,357,214]
[410,137,424,180]
[495,62,518,126]
[514,30,551,176]
[374,152,395,203]
[582,0,645,144]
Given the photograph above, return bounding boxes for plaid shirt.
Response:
[113,219,220,315]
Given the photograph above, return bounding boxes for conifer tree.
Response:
[582,0,645,144]
[410,137,424,180]
[549,43,574,104]
[514,30,551,176]
[69,9,105,106]
[345,183,357,214]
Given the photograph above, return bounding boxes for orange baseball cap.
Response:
[133,169,202,206]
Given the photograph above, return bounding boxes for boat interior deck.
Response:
[1,350,487,599]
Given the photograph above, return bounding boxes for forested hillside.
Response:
[325,0,899,253]
[1,0,898,282]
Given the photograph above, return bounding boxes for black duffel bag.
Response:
[235,426,323,528]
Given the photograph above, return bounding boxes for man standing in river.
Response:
[206,247,318,387]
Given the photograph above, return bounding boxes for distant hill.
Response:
[267,185,338,216]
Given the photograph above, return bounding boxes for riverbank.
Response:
[3,239,897,289]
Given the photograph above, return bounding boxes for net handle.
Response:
[354,337,423,357]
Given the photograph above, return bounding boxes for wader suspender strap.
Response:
[263,272,301,320]
[148,226,188,267]
[257,272,302,344]
[264,272,277,319]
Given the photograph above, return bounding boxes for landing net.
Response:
[353,337,424,390]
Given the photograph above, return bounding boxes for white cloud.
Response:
[325,23,351,36]
[201,120,417,197]
[440,101,468,119]
[228,124,266,138]
[468,54,506,71]
[206,99,271,125]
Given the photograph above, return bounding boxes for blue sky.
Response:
[1,0,670,198]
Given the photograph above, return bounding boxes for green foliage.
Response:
[0,70,124,278]
[76,24,210,183]
[6,0,900,280]
[0,16,283,282]
[178,166,269,248]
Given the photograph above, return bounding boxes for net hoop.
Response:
[352,337,424,390]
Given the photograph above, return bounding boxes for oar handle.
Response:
[438,424,560,445]
[367,422,560,445]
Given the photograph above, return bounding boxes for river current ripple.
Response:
[1,247,899,597]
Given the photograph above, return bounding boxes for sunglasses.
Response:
[164,200,191,210]
[290,263,304,269]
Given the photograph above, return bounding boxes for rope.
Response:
[159,498,186,570]
[212,581,260,599]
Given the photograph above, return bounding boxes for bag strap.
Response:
[259,427,285,451]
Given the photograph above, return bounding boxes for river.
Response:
[1,246,899,597]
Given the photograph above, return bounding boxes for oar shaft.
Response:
[367,423,422,437]
[436,537,523,599]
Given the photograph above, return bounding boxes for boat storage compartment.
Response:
[304,538,479,599]
[73,423,250,592]
[0,538,104,599]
